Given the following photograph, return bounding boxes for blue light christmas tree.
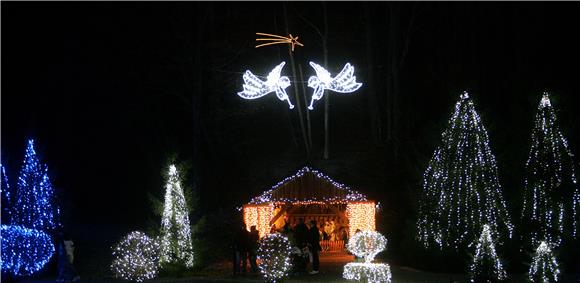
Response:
[521,93,580,248]
[417,92,513,251]
[1,224,55,276]
[1,163,12,224]
[10,139,61,232]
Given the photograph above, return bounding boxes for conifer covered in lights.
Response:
[111,231,159,282]
[528,241,560,283]
[10,139,61,232]
[469,224,507,283]
[257,233,293,283]
[521,93,580,248]
[417,92,513,250]
[158,165,194,268]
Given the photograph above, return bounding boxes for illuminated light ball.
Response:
[111,231,159,282]
[529,241,560,283]
[343,263,391,283]
[257,233,293,283]
[346,231,387,263]
[1,224,55,276]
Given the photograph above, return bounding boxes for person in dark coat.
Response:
[248,225,260,273]
[233,223,250,275]
[294,218,309,248]
[308,220,321,274]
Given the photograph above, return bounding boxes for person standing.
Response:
[248,225,260,273]
[308,220,321,275]
[56,232,80,283]
[233,223,250,275]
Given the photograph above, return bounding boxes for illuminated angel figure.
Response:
[307,62,362,110]
[237,62,294,109]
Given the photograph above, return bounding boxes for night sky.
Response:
[2,2,580,233]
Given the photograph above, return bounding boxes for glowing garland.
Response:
[257,233,293,283]
[346,202,376,239]
[111,231,159,282]
[307,62,362,110]
[1,224,55,276]
[243,204,274,238]
[521,92,580,248]
[237,62,294,109]
[159,165,194,268]
[417,92,513,250]
[468,224,507,282]
[343,231,391,283]
[248,166,367,205]
[528,241,560,283]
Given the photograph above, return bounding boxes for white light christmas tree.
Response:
[343,231,392,283]
[521,93,580,248]
[528,241,560,283]
[469,224,507,283]
[257,233,293,283]
[158,165,194,268]
[111,231,159,282]
[417,92,513,250]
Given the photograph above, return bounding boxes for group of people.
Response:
[279,218,321,275]
[232,224,260,275]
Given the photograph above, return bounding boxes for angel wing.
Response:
[237,62,294,109]
[307,62,362,110]
[328,63,362,93]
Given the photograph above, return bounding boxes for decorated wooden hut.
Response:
[243,166,376,251]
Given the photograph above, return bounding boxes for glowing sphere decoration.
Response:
[1,224,55,276]
[307,62,362,110]
[257,233,293,283]
[110,231,159,282]
[346,231,386,263]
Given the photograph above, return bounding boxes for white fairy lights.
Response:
[469,224,507,283]
[344,231,391,283]
[346,202,376,238]
[307,62,362,110]
[257,233,293,283]
[243,204,274,237]
[159,165,194,268]
[528,241,560,283]
[111,231,159,282]
[521,92,580,248]
[237,62,294,109]
[417,92,513,250]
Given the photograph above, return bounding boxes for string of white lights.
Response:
[111,231,159,282]
[528,241,560,283]
[469,224,507,282]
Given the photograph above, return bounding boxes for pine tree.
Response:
[469,224,507,283]
[1,163,12,224]
[521,93,580,248]
[528,241,560,283]
[11,139,61,232]
[417,92,513,250]
[159,164,194,268]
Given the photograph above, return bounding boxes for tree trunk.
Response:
[299,63,313,150]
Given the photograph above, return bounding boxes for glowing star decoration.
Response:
[344,231,391,283]
[469,224,507,283]
[521,92,580,249]
[237,61,294,109]
[346,202,376,238]
[257,233,293,283]
[243,204,274,238]
[529,241,560,283]
[159,165,194,268]
[255,32,304,52]
[307,62,362,110]
[1,224,55,277]
[111,231,159,282]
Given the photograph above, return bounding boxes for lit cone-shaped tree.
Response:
[528,241,560,283]
[11,139,61,232]
[521,93,580,249]
[417,92,513,250]
[158,165,194,268]
[469,224,507,283]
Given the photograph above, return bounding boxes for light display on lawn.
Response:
[417,92,513,250]
[343,231,392,283]
[528,241,560,283]
[237,61,294,109]
[257,233,293,283]
[1,224,55,276]
[521,92,580,248]
[307,62,362,110]
[159,165,194,268]
[468,224,507,283]
[11,139,61,232]
[111,231,159,282]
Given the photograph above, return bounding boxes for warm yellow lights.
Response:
[346,202,376,237]
[243,204,274,238]
[255,33,304,52]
